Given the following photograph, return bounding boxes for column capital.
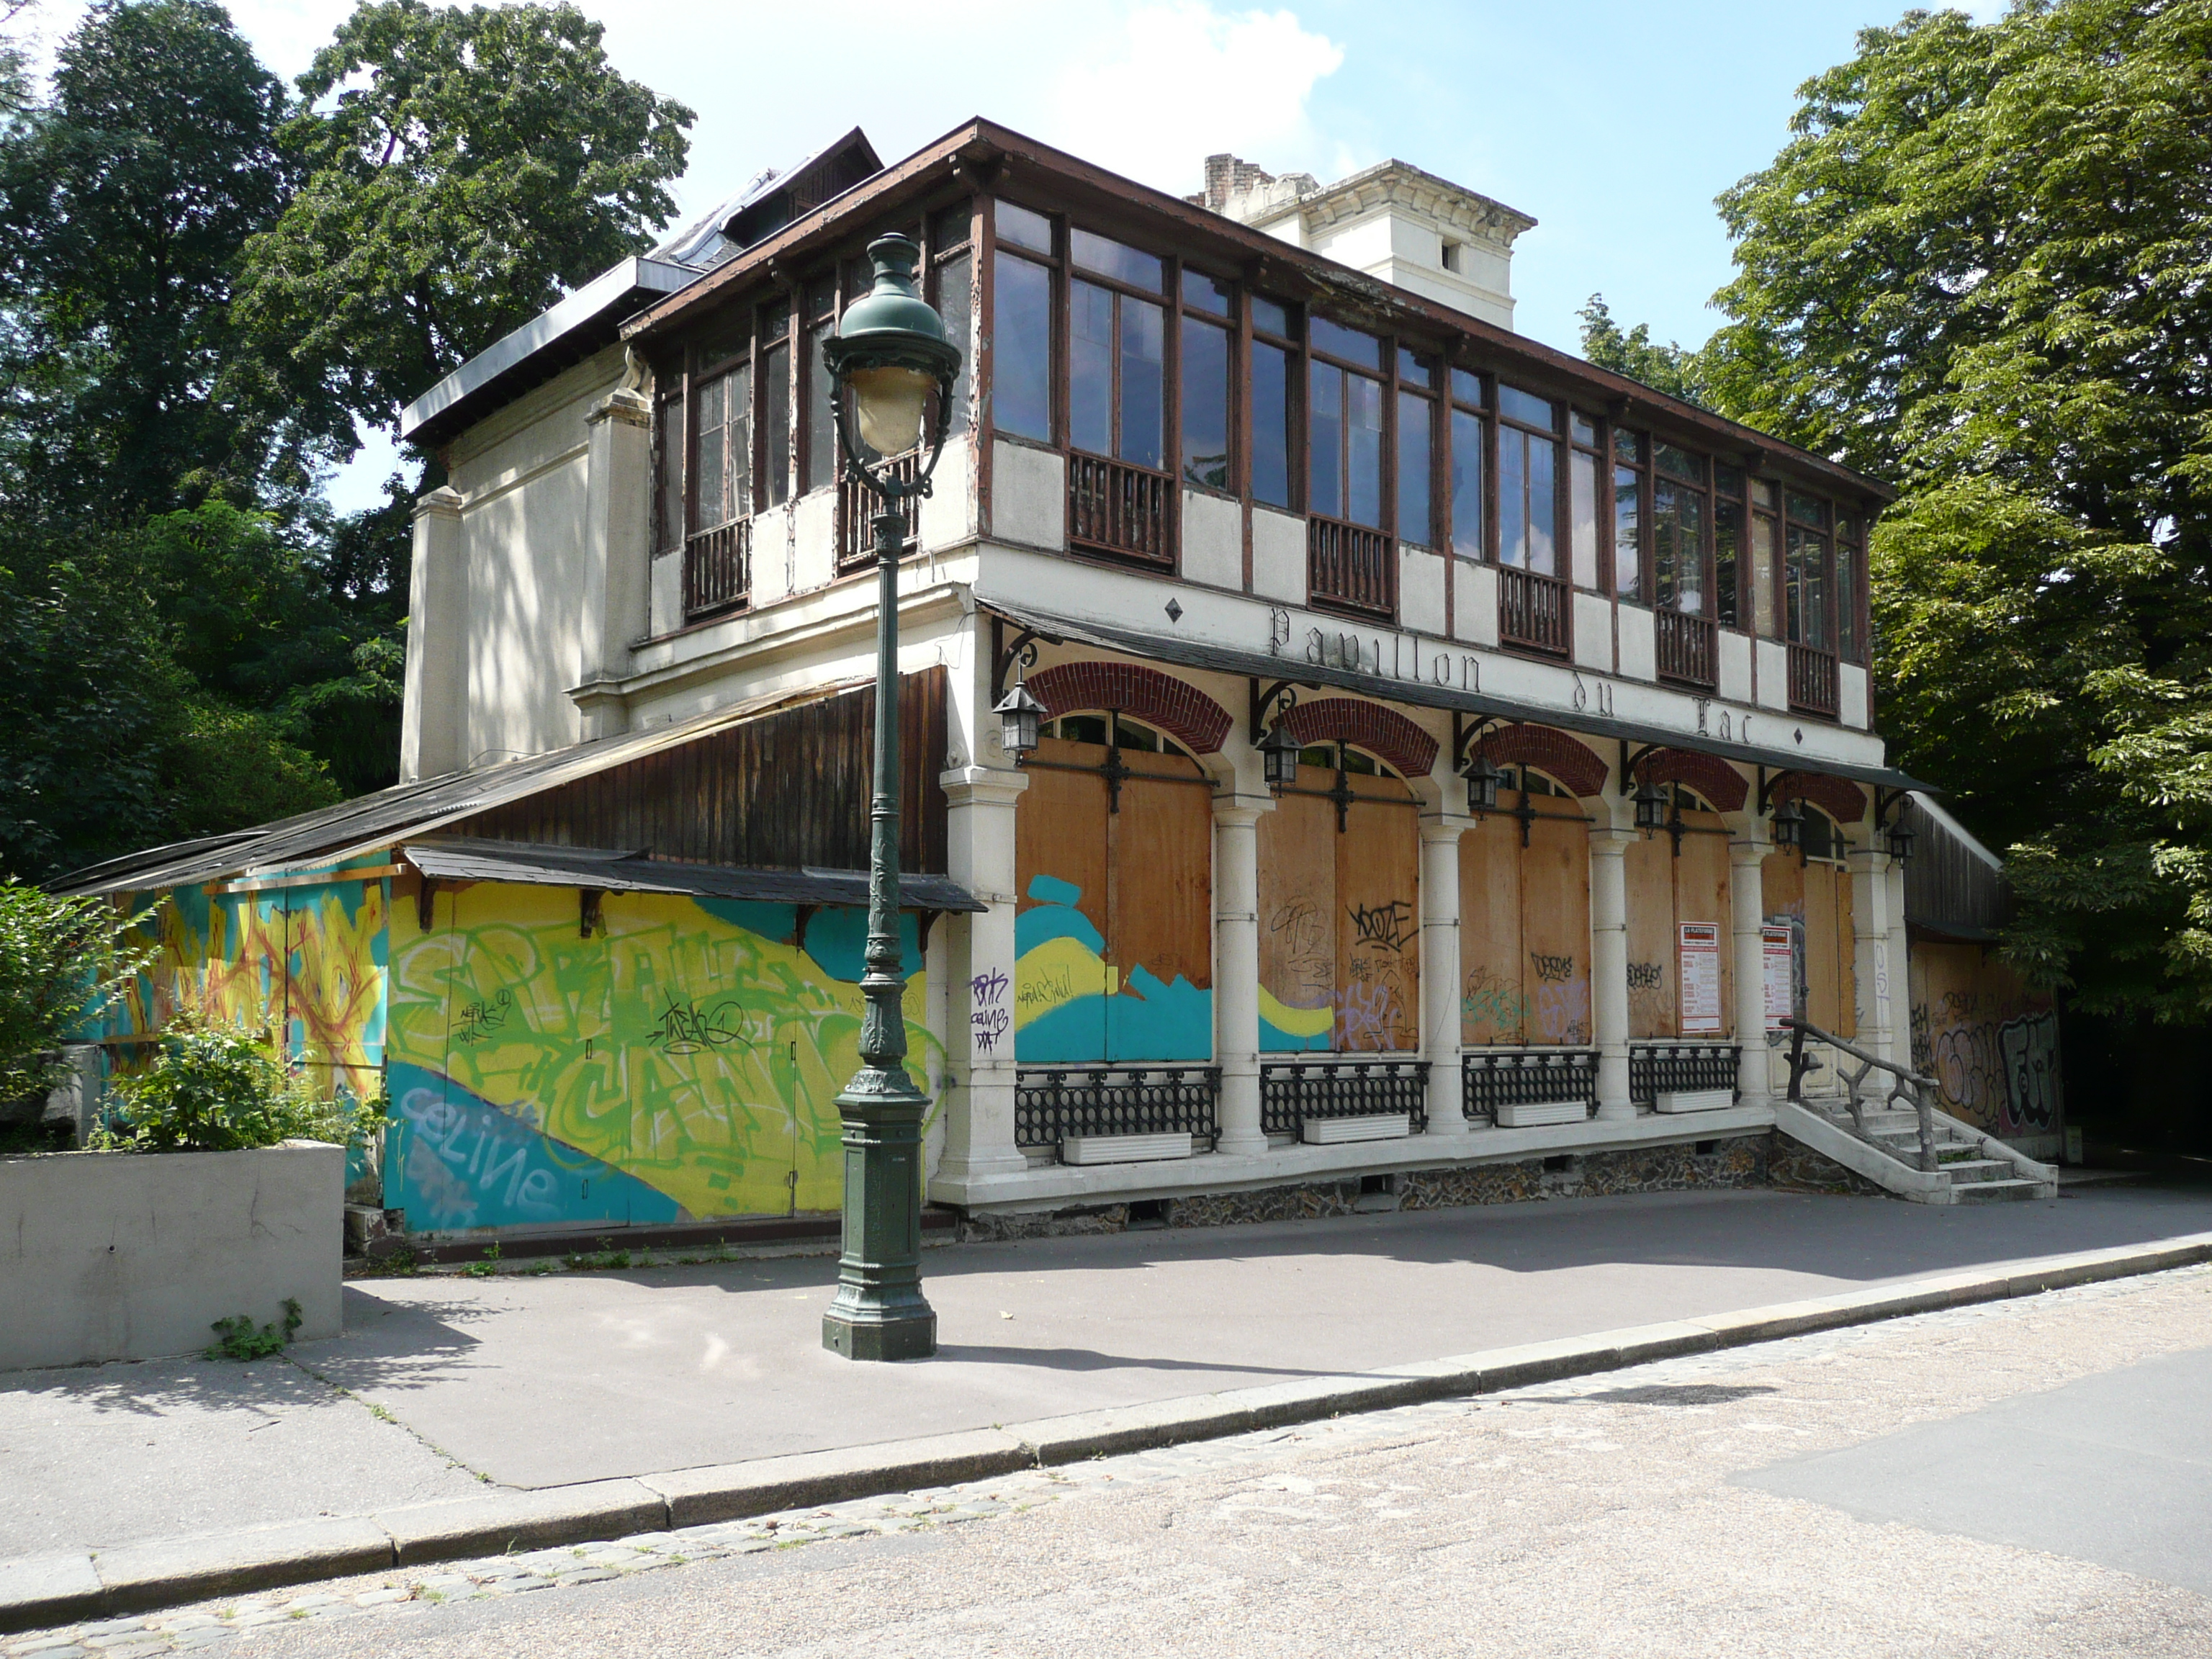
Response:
[1844,845,1891,875]
[1419,811,1476,843]
[1212,791,1273,826]
[413,484,464,522]
[940,764,1030,808]
[587,387,652,428]
[1590,825,1635,855]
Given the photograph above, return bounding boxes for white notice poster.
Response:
[1762,924,1795,1029]
[1678,923,1722,1033]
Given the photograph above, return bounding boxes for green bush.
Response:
[92,1011,356,1153]
[0,880,153,1104]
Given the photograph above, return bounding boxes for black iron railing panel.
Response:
[1655,609,1717,688]
[1260,1058,1429,1136]
[1498,564,1571,655]
[1460,1048,1599,1122]
[1629,1041,1740,1104]
[1308,514,1394,617]
[1014,1066,1219,1151]
[683,519,751,619]
[1788,641,1839,717]
[1068,454,1174,567]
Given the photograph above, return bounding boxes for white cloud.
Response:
[1048,4,1346,192]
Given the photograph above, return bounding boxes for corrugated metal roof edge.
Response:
[50,678,866,899]
[400,837,983,912]
[977,594,1938,799]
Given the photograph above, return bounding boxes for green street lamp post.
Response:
[818,233,963,1362]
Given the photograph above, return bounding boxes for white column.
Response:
[399,485,466,781]
[1886,856,1913,1074]
[1419,816,1471,1136]
[1213,799,1268,1157]
[1590,828,1634,1120]
[1849,845,1896,1100]
[1730,830,1772,1107]
[933,765,1030,1184]
[572,386,652,742]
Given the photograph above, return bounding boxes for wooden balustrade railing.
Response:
[1656,608,1718,688]
[1788,641,1840,716]
[839,452,920,573]
[1067,454,1173,567]
[683,519,751,619]
[1497,563,1570,655]
[1307,514,1393,617]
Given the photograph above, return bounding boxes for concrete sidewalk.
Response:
[5,1182,2211,1576]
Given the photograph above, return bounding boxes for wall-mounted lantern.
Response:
[994,677,1045,762]
[1886,812,1917,866]
[1465,752,1503,817]
[1633,778,1668,836]
[1771,796,1804,850]
[1259,719,1302,793]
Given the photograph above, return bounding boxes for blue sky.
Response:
[35,0,2003,509]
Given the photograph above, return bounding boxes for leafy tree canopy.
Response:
[1622,0,2212,1020]
[233,0,692,436]
[1576,295,1708,409]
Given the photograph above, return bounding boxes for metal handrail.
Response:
[1779,1016,1939,1172]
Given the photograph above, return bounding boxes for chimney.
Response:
[1192,153,1276,213]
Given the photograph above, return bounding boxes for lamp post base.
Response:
[821,1069,937,1362]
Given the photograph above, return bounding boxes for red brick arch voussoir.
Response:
[1027,661,1234,755]
[1280,698,1440,780]
[1470,724,1610,799]
[1636,748,1749,814]
[1774,770,1870,830]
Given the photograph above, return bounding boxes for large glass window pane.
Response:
[1786,526,1830,647]
[1120,297,1165,469]
[1787,490,1828,527]
[1527,432,1556,574]
[1252,340,1291,508]
[1397,347,1431,389]
[935,251,974,432]
[1570,410,1599,446]
[656,397,684,549]
[1613,463,1641,601]
[1180,315,1230,490]
[1500,428,1525,567]
[1714,495,1743,628]
[1251,295,1290,336]
[1837,540,1860,661]
[1570,449,1598,588]
[1182,268,1231,316]
[1450,407,1483,559]
[995,198,1052,254]
[1753,511,1779,635]
[695,373,725,529]
[763,345,789,508]
[1070,279,1114,456]
[1499,384,1555,430]
[992,251,1052,441]
[1655,442,1703,482]
[1309,359,1344,520]
[1654,480,1705,614]
[1348,372,1383,528]
[1071,228,1164,291]
[1310,315,1380,368]
[1397,391,1431,544]
[1450,367,1483,407]
[804,319,836,489]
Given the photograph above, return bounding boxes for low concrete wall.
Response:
[0,1140,343,1371]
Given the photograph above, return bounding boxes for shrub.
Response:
[0,880,154,1104]
[93,1010,357,1152]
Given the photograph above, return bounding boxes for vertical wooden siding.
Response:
[449,670,951,874]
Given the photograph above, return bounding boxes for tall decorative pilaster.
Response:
[400,485,466,781]
[1885,855,1913,1074]
[1729,832,1772,1107]
[1213,799,1268,1157]
[934,765,1030,1185]
[1590,828,1635,1120]
[573,386,652,742]
[1419,817,1472,1136]
[1848,844,1896,1101]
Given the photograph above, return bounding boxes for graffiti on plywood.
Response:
[1012,875,1211,1064]
[1910,947,2062,1139]
[1462,966,1528,1040]
[1260,898,1332,1051]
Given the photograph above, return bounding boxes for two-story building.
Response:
[59,119,2064,1244]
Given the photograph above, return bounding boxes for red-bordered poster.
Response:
[1678,922,1722,1033]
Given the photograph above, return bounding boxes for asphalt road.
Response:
[26,1258,2211,1658]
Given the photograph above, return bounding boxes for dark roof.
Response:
[402,837,980,912]
[50,680,863,898]
[978,592,1936,797]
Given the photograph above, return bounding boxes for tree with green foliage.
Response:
[1577,295,1708,409]
[233,0,692,436]
[0,879,152,1106]
[1591,0,2212,1024]
[0,0,298,518]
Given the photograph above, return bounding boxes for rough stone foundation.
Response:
[958,1130,1888,1243]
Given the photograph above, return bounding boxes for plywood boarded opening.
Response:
[1624,804,1734,1039]
[1257,750,1421,1053]
[1460,775,1592,1047]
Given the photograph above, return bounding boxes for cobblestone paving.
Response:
[11,1263,2212,1658]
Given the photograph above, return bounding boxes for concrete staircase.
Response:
[1774,1094,2059,1205]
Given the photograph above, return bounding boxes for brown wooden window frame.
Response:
[1445,365,1488,564]
[1304,315,1390,536]
[1393,344,1437,550]
[1249,294,1300,513]
[1177,265,1238,496]
[1495,383,1565,580]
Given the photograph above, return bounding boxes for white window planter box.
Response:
[1494,1099,1590,1128]
[1060,1132,1194,1166]
[1655,1089,1735,1115]
[1300,1113,1411,1145]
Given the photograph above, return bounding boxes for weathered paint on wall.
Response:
[1910,940,2062,1141]
[384,880,937,1231]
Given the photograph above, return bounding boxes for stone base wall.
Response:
[958,1130,1884,1243]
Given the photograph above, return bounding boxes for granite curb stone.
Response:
[5,1227,2210,1634]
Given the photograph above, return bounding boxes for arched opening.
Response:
[1257,738,1421,1053]
[1014,707,1214,1064]
[1625,780,1735,1040]
[1763,803,1856,1038]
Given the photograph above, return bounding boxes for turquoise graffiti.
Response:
[1015,875,1212,1063]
